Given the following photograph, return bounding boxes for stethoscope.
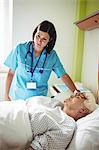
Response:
[25,41,47,77]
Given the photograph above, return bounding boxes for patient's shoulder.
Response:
[26,96,63,108]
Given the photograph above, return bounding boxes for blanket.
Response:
[0,100,32,150]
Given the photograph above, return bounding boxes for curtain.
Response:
[0,0,13,70]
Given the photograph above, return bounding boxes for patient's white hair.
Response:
[82,92,96,112]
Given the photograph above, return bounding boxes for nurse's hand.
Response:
[4,95,11,101]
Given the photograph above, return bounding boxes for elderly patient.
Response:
[0,92,96,150]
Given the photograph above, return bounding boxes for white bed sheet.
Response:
[0,100,32,150]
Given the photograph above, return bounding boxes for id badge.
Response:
[26,82,36,89]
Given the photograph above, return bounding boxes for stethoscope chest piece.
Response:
[39,69,43,74]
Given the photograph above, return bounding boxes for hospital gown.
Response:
[27,96,76,150]
[0,96,76,150]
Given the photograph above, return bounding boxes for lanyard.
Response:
[31,50,42,77]
[25,42,47,78]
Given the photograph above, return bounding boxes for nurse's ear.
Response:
[49,37,52,42]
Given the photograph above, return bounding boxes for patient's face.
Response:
[63,94,89,120]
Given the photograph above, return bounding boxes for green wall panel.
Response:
[72,0,99,82]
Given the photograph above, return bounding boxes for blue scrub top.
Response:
[4,41,66,100]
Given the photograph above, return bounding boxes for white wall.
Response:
[13,0,76,86]
[82,28,99,95]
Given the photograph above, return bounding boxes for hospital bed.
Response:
[0,83,99,150]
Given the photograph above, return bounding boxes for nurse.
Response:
[4,20,79,100]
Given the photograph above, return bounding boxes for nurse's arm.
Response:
[4,69,14,101]
[61,74,78,93]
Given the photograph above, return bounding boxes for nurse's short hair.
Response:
[32,20,57,54]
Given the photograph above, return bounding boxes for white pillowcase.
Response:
[67,106,99,150]
[54,89,73,103]
[54,82,91,103]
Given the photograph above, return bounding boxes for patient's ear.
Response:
[79,107,89,115]
[75,108,88,120]
[79,108,86,113]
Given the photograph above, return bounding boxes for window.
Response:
[0,0,13,71]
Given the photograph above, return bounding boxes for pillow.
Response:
[54,82,92,103]
[54,89,73,103]
[67,106,99,150]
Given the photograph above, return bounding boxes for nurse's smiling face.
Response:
[33,29,50,55]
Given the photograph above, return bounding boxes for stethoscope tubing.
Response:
[25,42,47,77]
